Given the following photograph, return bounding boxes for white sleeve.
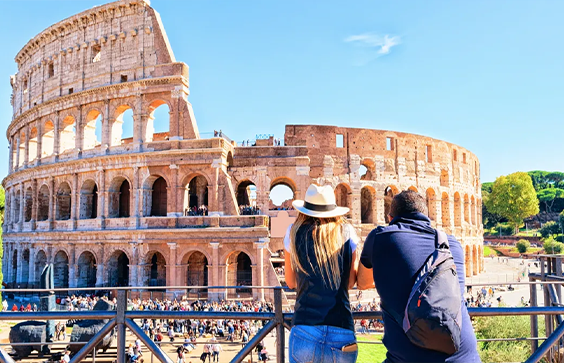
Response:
[283,224,293,252]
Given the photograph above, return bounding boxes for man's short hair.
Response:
[390,190,428,218]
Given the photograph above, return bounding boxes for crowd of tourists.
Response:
[185,205,209,216]
[239,205,261,215]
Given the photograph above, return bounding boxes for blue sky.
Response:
[1,0,563,184]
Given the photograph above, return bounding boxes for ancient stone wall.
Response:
[2,0,484,302]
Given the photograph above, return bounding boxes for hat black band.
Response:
[304,201,337,212]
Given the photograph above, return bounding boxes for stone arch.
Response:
[56,181,72,220]
[464,194,470,224]
[146,99,171,142]
[236,179,255,208]
[35,250,48,285]
[13,189,21,224]
[183,174,209,214]
[37,184,50,221]
[464,244,471,277]
[384,186,399,223]
[360,159,375,180]
[108,176,131,218]
[59,115,76,153]
[42,120,55,157]
[408,186,418,192]
[111,104,135,146]
[24,186,33,222]
[79,179,98,219]
[77,251,97,288]
[426,188,437,222]
[145,251,167,287]
[472,245,478,275]
[182,250,209,288]
[227,251,253,297]
[53,250,69,288]
[441,192,451,228]
[440,169,449,187]
[28,127,38,163]
[335,183,352,217]
[361,186,375,224]
[83,109,102,150]
[21,249,30,286]
[270,177,296,210]
[454,192,462,227]
[107,250,129,287]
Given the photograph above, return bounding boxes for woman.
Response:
[285,184,360,363]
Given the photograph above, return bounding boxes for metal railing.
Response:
[0,280,562,363]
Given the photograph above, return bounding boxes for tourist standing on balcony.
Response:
[357,190,481,362]
[284,184,359,363]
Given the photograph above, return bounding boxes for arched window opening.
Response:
[42,121,55,158]
[107,251,129,287]
[408,186,418,192]
[108,178,130,218]
[83,110,102,150]
[151,177,168,216]
[471,196,476,226]
[14,190,21,224]
[54,251,69,288]
[441,192,451,227]
[28,127,38,163]
[77,252,97,288]
[359,165,369,180]
[269,183,295,211]
[454,192,462,227]
[227,252,252,298]
[185,251,208,298]
[111,106,134,146]
[465,245,471,277]
[56,182,72,220]
[59,116,76,153]
[335,183,352,218]
[147,101,170,142]
[24,187,33,222]
[236,180,257,214]
[37,185,50,221]
[426,188,437,222]
[35,251,47,287]
[472,246,478,275]
[361,186,375,224]
[79,180,98,219]
[21,249,30,286]
[440,170,449,187]
[227,152,234,168]
[146,252,166,287]
[184,175,208,216]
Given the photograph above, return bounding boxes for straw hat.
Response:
[292,184,349,218]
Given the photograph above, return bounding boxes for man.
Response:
[358,190,481,362]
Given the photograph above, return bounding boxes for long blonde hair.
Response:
[289,213,346,290]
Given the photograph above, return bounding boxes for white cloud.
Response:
[344,33,401,57]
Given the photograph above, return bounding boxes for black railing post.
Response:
[530,276,539,352]
[116,289,127,363]
[274,287,285,363]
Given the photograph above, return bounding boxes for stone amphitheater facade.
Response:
[2,0,483,301]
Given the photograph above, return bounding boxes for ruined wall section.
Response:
[11,0,176,118]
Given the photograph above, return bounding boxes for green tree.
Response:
[540,221,560,239]
[516,239,530,253]
[537,188,564,213]
[544,238,563,254]
[485,172,539,234]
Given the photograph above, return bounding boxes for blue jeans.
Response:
[289,325,358,363]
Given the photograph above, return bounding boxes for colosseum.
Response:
[2,0,483,302]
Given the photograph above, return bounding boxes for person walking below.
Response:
[357,190,481,362]
[285,184,360,363]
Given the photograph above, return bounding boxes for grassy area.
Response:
[483,246,501,257]
[357,334,387,363]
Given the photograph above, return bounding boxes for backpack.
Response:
[401,229,462,355]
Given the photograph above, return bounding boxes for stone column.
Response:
[169,164,180,216]
[68,244,77,288]
[96,243,105,288]
[209,242,221,300]
[255,238,269,301]
[18,184,24,231]
[28,246,36,287]
[15,134,21,170]
[133,95,144,152]
[97,168,106,228]
[208,159,221,214]
[36,121,42,165]
[434,197,443,229]
[76,105,83,157]
[8,139,13,172]
[16,248,23,285]
[101,100,110,154]
[71,173,78,230]
[31,179,37,230]
[375,190,386,226]
[219,263,229,299]
[167,243,178,287]
[53,111,60,160]
[23,126,29,168]
[133,166,141,227]
[48,177,55,230]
